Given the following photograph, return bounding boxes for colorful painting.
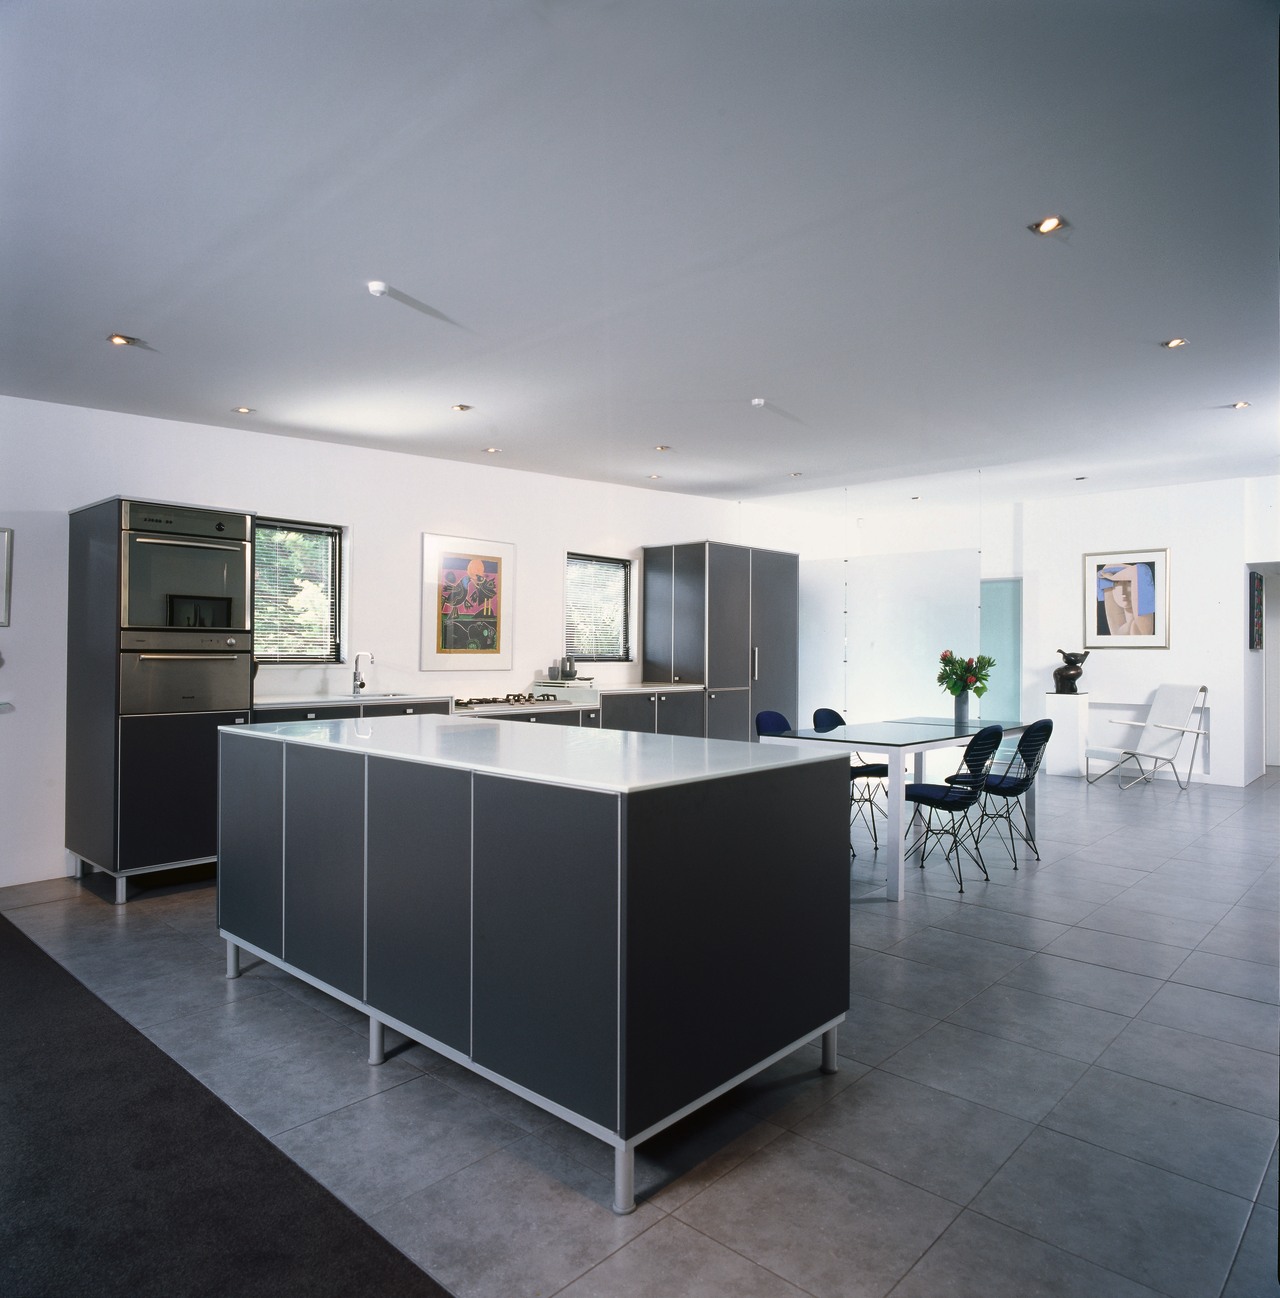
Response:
[1083,549,1169,649]
[1249,570,1263,651]
[437,551,502,653]
[421,534,514,670]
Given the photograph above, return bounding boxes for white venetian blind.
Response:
[565,553,630,662]
[253,519,342,662]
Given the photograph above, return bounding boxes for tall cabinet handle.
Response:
[753,647,759,681]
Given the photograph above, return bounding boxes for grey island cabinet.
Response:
[217,714,851,1214]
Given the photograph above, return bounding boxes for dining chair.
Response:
[904,724,1003,892]
[972,718,1053,867]
[1085,684,1207,790]
[754,710,792,738]
[813,708,889,855]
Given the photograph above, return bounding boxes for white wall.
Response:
[2,394,1276,886]
[0,395,800,887]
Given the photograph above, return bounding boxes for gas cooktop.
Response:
[455,693,562,709]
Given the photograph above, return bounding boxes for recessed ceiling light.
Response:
[911,496,920,502]
[107,333,139,346]
[654,444,671,451]
[1161,337,1190,348]
[483,447,501,454]
[648,474,662,480]
[1075,476,1088,481]
[1028,215,1068,235]
[451,404,472,412]
[232,407,255,415]
[750,398,766,408]
[1231,401,1251,410]
[789,472,803,478]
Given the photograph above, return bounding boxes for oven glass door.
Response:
[122,532,251,630]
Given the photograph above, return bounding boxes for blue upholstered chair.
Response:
[973,718,1053,867]
[754,710,792,738]
[905,724,1003,892]
[813,708,889,854]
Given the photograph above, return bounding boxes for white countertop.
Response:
[224,713,846,794]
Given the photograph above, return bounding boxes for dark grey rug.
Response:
[0,913,453,1298]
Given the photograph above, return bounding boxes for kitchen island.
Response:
[217,714,851,1213]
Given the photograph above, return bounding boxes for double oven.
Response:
[66,498,254,901]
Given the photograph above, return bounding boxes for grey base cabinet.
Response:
[217,718,849,1213]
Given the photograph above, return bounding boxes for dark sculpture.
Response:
[1053,649,1089,694]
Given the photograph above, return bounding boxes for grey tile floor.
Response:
[4,769,1277,1298]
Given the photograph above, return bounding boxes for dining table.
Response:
[779,716,1030,900]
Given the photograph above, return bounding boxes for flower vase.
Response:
[953,691,970,728]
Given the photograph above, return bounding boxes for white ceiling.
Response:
[2,1,1276,507]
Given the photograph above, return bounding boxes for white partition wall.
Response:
[799,549,980,726]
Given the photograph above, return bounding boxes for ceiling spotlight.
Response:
[654,444,671,451]
[750,398,766,408]
[451,404,472,412]
[367,281,388,296]
[789,472,803,478]
[232,407,255,415]
[1075,476,1088,481]
[911,496,921,502]
[483,447,501,454]
[1161,337,1190,348]
[1028,215,1068,235]
[1231,401,1251,410]
[107,333,139,346]
[648,474,662,480]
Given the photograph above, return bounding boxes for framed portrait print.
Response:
[1083,549,1169,649]
[421,534,514,670]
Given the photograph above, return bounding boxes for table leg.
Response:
[885,759,906,900]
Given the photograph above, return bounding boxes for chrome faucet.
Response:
[352,651,373,695]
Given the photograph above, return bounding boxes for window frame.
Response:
[252,517,344,664]
[564,552,632,663]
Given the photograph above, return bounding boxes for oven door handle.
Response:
[133,536,244,552]
[136,653,242,662]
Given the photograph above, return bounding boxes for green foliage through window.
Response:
[253,519,342,662]
[565,553,630,662]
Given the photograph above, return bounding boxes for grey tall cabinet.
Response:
[642,542,798,740]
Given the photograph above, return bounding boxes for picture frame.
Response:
[166,594,232,629]
[1083,548,1169,649]
[0,528,10,626]
[1249,570,1263,651]
[421,534,514,670]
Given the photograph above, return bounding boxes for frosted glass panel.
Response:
[980,579,1022,722]
[799,550,980,724]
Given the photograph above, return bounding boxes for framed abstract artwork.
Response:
[420,534,514,670]
[1249,570,1263,650]
[1083,549,1169,649]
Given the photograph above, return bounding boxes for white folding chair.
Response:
[1085,684,1207,790]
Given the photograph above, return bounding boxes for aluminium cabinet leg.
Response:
[368,1017,385,1066]
[225,940,241,979]
[114,875,128,906]
[821,1026,839,1075]
[612,1145,636,1215]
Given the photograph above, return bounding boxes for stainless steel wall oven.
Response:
[66,497,254,902]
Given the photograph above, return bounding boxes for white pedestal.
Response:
[1044,693,1088,776]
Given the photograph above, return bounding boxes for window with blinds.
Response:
[565,553,631,662]
[253,519,342,662]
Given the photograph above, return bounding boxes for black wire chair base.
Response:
[849,779,886,856]
[904,805,988,893]
[973,794,1038,868]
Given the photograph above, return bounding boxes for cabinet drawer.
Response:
[362,699,450,717]
[252,704,360,723]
